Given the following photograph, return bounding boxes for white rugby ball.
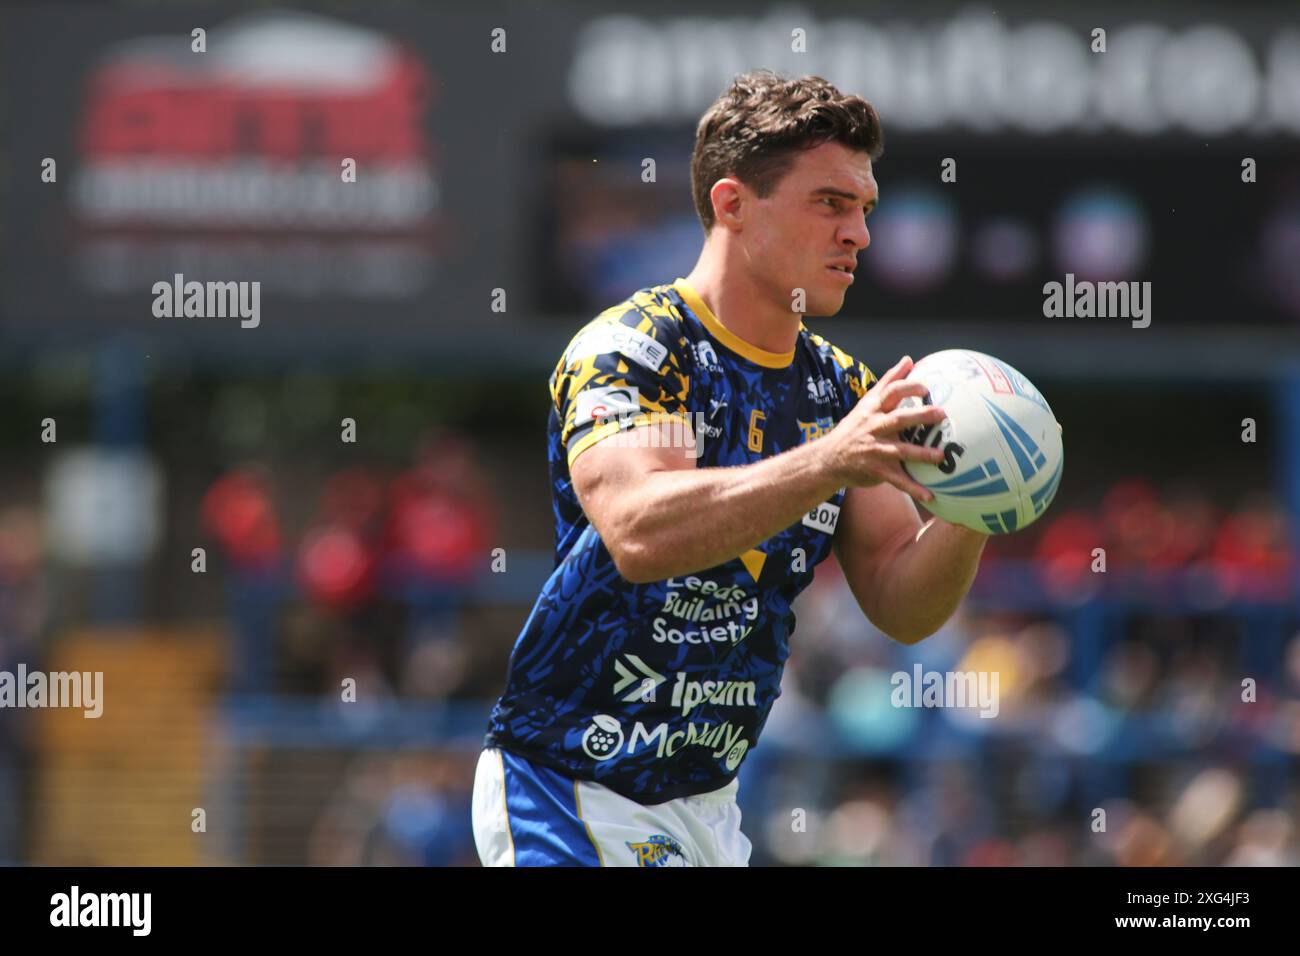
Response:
[899,350,1063,534]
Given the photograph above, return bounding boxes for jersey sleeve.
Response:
[550,306,693,468]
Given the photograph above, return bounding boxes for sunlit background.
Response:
[2,0,1299,866]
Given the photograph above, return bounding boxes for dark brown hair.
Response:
[691,70,884,232]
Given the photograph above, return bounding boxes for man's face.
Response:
[739,140,877,317]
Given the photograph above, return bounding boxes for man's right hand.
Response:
[823,355,949,503]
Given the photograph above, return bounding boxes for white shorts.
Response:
[471,747,752,867]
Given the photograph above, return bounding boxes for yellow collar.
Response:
[673,278,800,369]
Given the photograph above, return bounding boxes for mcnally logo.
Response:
[50,886,151,936]
[153,273,260,328]
[0,665,103,718]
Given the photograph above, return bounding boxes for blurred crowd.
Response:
[756,573,1300,866]
[200,428,495,699]
[745,480,1298,865]
[1013,479,1296,603]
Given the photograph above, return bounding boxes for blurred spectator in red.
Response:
[297,469,386,612]
[1100,479,1175,569]
[1162,488,1221,567]
[384,429,495,698]
[1211,494,1295,600]
[385,429,495,588]
[200,467,283,572]
[202,467,288,693]
[1036,509,1106,598]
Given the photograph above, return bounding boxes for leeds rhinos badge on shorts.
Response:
[626,834,687,867]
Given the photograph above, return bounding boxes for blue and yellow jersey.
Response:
[484,278,877,804]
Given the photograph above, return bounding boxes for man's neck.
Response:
[681,265,803,357]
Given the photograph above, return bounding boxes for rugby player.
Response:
[472,70,989,866]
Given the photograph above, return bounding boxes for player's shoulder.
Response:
[799,326,876,402]
[556,282,692,374]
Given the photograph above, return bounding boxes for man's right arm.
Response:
[571,356,947,583]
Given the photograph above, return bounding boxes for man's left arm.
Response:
[832,482,989,644]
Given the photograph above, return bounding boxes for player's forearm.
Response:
[870,518,988,643]
[610,440,844,583]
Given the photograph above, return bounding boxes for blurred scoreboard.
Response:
[536,131,1300,325]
